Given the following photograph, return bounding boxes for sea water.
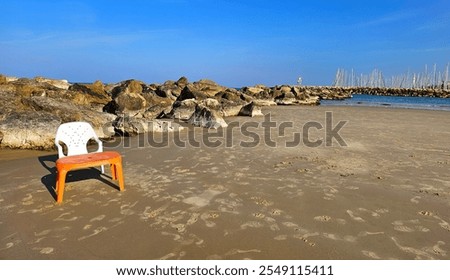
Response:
[321,94,450,111]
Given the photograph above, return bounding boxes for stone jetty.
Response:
[0,74,449,150]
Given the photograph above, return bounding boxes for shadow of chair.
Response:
[38,154,120,202]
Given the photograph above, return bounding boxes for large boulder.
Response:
[176,84,209,101]
[112,115,147,136]
[176,76,189,88]
[0,111,61,150]
[22,96,116,138]
[153,76,187,100]
[143,104,173,120]
[188,104,228,129]
[165,99,198,120]
[105,79,174,118]
[105,80,148,114]
[191,79,226,97]
[241,85,267,96]
[34,76,71,90]
[68,81,110,106]
[112,116,185,136]
[238,102,263,117]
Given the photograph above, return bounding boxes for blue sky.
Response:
[1,0,449,87]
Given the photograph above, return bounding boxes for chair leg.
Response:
[55,171,59,194]
[115,162,125,191]
[56,169,68,204]
[101,165,105,174]
[111,163,117,180]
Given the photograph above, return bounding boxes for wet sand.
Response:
[1,106,450,260]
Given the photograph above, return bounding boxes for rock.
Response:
[21,96,116,138]
[188,104,228,129]
[0,111,61,150]
[112,116,147,136]
[221,104,244,117]
[199,98,221,110]
[34,76,71,90]
[148,120,185,132]
[252,99,277,106]
[143,104,173,120]
[215,89,248,117]
[192,79,226,97]
[242,85,265,95]
[177,84,209,101]
[90,80,106,94]
[176,76,189,88]
[104,79,171,116]
[0,74,7,84]
[238,102,263,117]
[298,95,320,105]
[165,99,198,120]
[113,90,147,114]
[67,83,110,106]
[156,80,181,99]
[215,88,245,103]
[0,84,22,116]
[280,85,293,94]
[275,96,297,105]
[112,116,185,136]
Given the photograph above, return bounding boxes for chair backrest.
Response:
[55,122,100,157]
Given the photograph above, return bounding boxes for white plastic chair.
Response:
[55,121,105,173]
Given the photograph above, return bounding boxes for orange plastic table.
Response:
[55,151,124,203]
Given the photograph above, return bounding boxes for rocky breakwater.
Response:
[350,87,450,98]
[0,75,116,149]
[0,74,343,150]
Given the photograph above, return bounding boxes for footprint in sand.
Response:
[274,235,288,241]
[1,242,15,250]
[172,224,186,233]
[141,204,169,220]
[430,241,447,257]
[296,168,311,173]
[271,209,282,216]
[392,220,429,233]
[22,194,34,205]
[362,250,381,259]
[253,213,265,219]
[430,215,450,232]
[186,213,200,225]
[323,187,338,201]
[120,202,137,216]
[78,227,108,241]
[34,230,51,237]
[54,212,79,222]
[418,210,434,216]
[250,196,273,207]
[314,215,332,222]
[391,237,439,259]
[39,247,54,254]
[240,221,264,230]
[273,161,293,169]
[323,233,357,243]
[200,213,218,228]
[90,215,106,222]
[295,235,317,247]
[346,210,365,222]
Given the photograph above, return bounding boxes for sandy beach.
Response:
[1,105,450,260]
